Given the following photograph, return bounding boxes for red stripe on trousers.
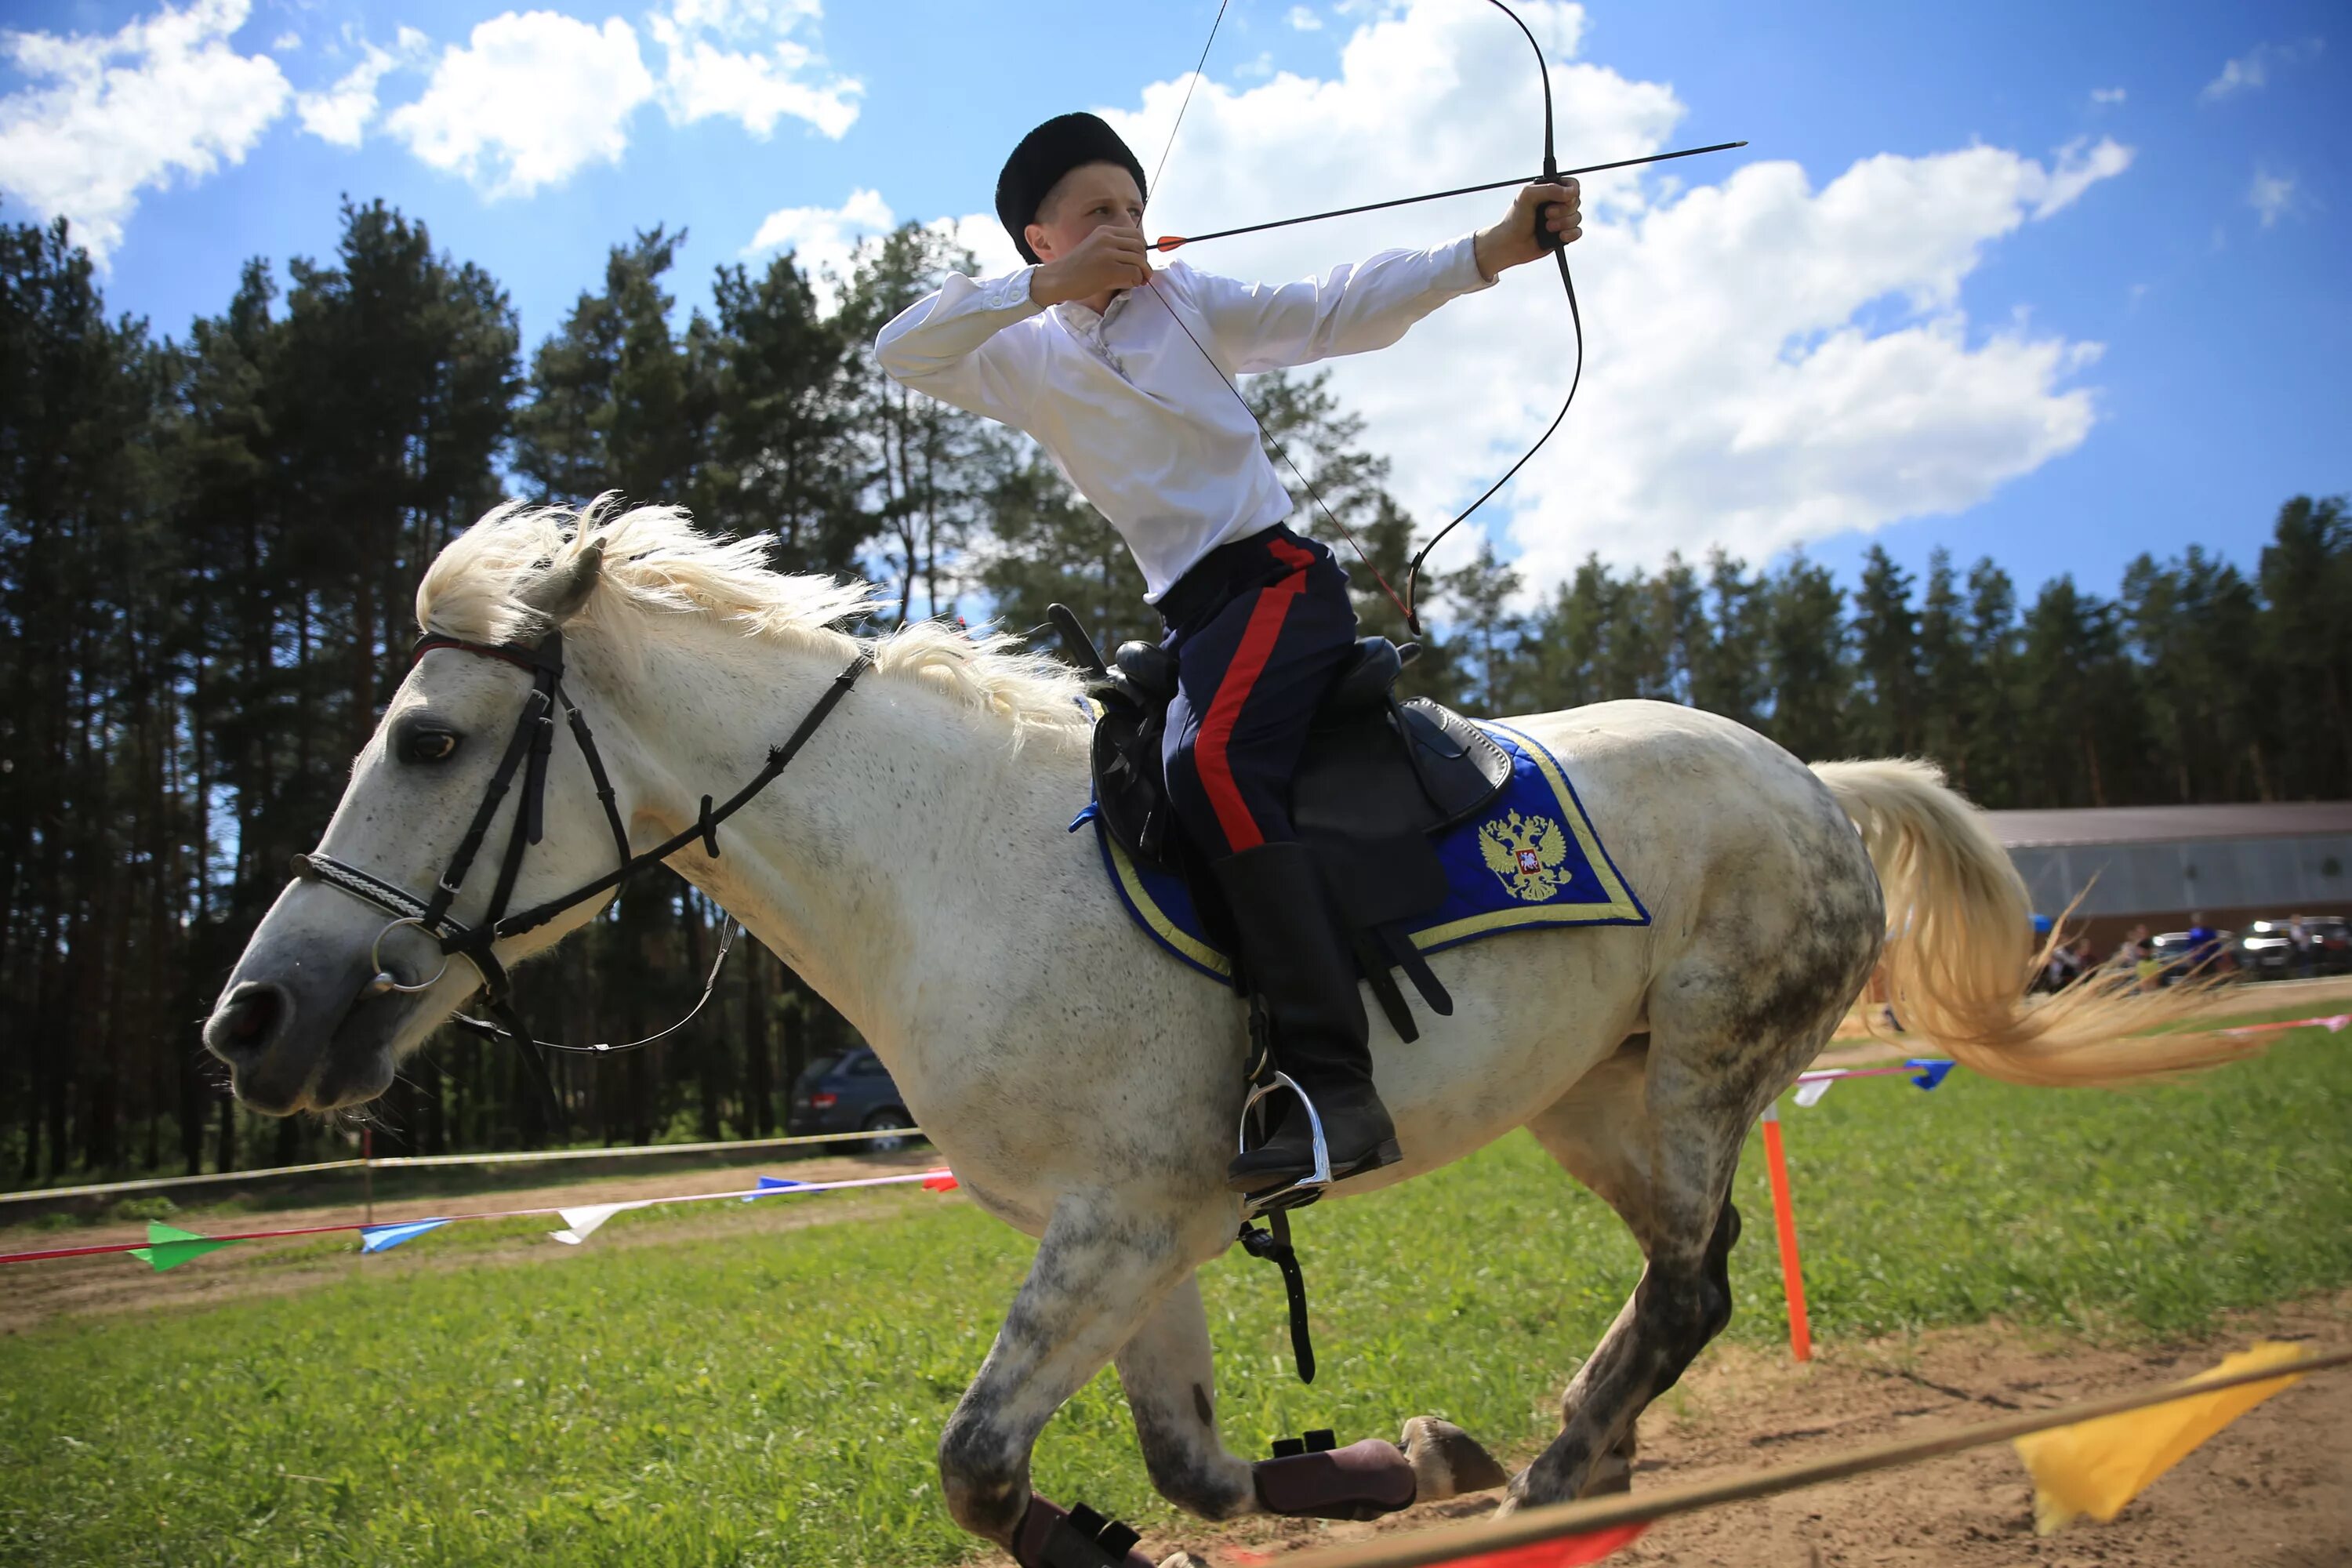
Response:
[1196,538,1318,853]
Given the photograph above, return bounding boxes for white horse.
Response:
[205,501,2246,1566]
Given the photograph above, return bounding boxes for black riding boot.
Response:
[1212,840,1401,1196]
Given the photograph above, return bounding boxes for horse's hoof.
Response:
[1400,1415,1510,1501]
[1156,1554,1211,1568]
[1578,1429,1637,1499]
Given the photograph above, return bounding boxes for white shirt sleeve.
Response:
[1179,235,1496,376]
[873,267,1049,423]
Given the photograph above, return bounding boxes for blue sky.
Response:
[2,0,2343,608]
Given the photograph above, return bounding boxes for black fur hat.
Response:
[996,112,1148,266]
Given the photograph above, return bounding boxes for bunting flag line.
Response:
[2223,1011,2351,1037]
[360,1218,452,1254]
[742,1176,808,1202]
[1907,1058,1956,1090]
[0,1167,962,1269]
[2012,1341,2310,1534]
[128,1221,235,1272]
[1788,1057,1956,1106]
[550,1202,648,1244]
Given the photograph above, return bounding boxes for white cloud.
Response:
[742,186,892,301]
[386,12,655,198]
[1287,6,1323,30]
[2024,136,2132,220]
[2201,38,2324,103]
[2249,168,2298,228]
[295,42,399,147]
[1064,0,2129,591]
[272,30,300,51]
[650,19,858,138]
[648,0,859,139]
[2089,85,2125,106]
[932,210,1023,278]
[378,2,855,194]
[0,0,289,260]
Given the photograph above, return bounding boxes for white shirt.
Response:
[873,238,1494,602]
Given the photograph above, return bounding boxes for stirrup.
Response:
[1236,1071,1334,1219]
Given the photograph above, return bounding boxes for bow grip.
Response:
[1533,188,1567,254]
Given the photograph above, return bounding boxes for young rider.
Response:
[876,112,1581,1199]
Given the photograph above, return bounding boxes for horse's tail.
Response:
[1811,758,2262,1088]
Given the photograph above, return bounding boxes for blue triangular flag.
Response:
[1906,1058,1956,1091]
[361,1218,452,1254]
[742,1176,808,1203]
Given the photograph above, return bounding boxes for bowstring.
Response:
[1149,0,1231,200]
[1142,0,1417,624]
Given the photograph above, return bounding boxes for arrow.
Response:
[1150,140,1748,253]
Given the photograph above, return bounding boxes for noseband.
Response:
[292,625,871,1127]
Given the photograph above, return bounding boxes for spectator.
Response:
[2185,911,2220,972]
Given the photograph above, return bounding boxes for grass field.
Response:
[2,1029,2347,1567]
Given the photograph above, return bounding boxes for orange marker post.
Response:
[1759,1102,1813,1363]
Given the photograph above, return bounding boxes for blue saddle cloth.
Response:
[1082,720,1649,983]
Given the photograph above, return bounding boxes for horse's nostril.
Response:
[220,985,285,1051]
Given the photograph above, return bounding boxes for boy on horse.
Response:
[875,111,1581,1200]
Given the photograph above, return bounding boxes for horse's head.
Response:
[202,524,627,1115]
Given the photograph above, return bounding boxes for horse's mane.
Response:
[416,496,1091,742]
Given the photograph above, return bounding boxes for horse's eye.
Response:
[400,728,461,764]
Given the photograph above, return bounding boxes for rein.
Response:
[292,626,872,1131]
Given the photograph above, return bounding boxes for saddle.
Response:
[1057,606,1509,1041]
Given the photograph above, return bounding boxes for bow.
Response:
[1145,1,1739,635]
[1401,0,1578,637]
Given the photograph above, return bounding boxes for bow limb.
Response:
[1401,0,1586,636]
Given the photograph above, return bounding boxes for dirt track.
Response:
[1140,1293,2351,1568]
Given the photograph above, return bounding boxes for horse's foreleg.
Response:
[1117,1270,1497,1525]
[937,1193,1194,1565]
[1113,1273,1258,1519]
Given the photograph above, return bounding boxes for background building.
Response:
[1987,802,2352,948]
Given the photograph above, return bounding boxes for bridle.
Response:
[291,623,871,1127]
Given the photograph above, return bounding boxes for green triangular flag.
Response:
[127,1221,233,1272]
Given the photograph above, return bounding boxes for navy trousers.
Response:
[1159,523,1359,858]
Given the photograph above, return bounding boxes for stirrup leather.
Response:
[1237,1071,1334,1219]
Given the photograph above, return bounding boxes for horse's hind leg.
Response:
[1508,942,1863,1508]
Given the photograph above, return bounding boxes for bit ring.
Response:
[367,917,452,996]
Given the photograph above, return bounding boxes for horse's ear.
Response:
[519,537,605,630]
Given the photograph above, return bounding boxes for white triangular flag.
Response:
[550,1203,637,1245]
[1794,1077,1834,1108]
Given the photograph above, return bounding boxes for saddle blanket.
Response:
[1085,720,1650,983]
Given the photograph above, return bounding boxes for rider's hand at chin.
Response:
[1030,225,1154,307]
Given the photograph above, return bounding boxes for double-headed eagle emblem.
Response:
[1479,809,1572,902]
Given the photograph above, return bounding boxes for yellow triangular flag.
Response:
[2013,1341,2308,1534]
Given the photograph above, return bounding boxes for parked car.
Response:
[2234,915,2352,979]
[2148,929,2235,985]
[787,1046,920,1152]
[2303,916,2352,975]
[2237,920,2303,980]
